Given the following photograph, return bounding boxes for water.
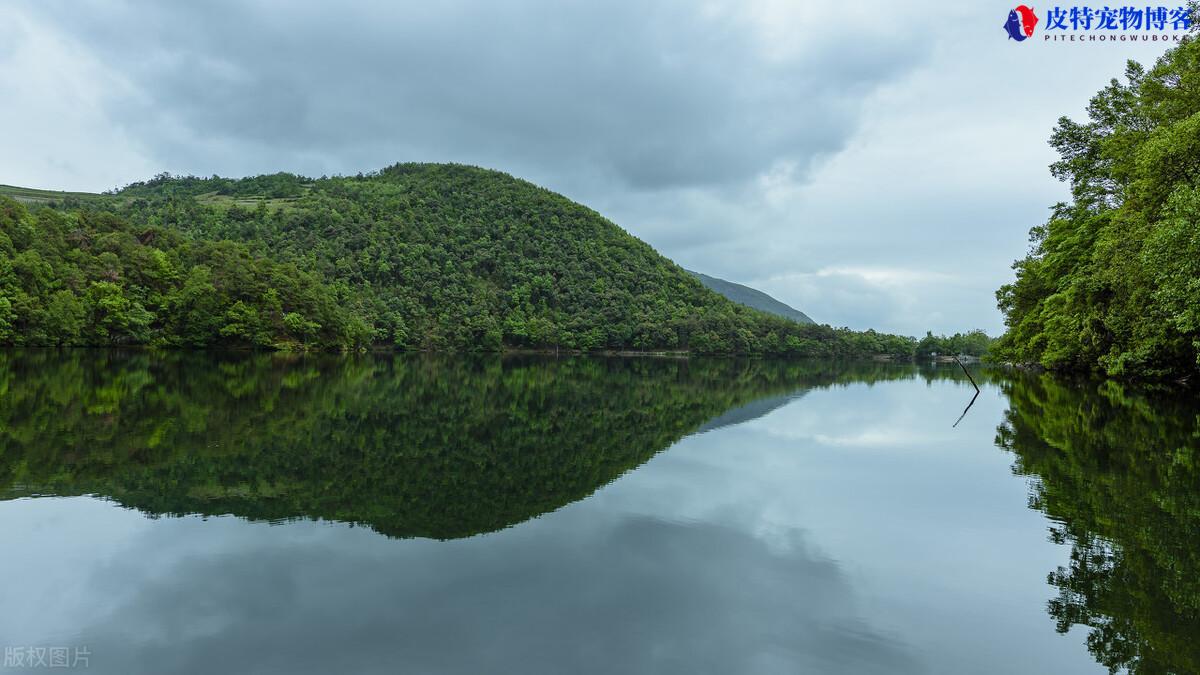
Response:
[1,351,1196,674]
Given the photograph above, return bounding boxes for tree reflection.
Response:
[996,374,1200,674]
[0,351,954,539]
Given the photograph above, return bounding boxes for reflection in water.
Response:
[1,351,1197,673]
[0,350,950,539]
[65,513,919,675]
[996,374,1200,674]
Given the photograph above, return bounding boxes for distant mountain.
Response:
[688,271,814,324]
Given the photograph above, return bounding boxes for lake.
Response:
[1,351,1196,674]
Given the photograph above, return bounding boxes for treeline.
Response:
[113,171,309,199]
[0,197,370,348]
[3,163,984,356]
[915,329,993,358]
[994,37,1200,380]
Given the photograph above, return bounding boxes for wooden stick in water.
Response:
[951,355,981,428]
[953,355,980,393]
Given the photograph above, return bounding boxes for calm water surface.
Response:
[1,351,1196,674]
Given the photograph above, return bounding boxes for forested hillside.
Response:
[0,164,919,355]
[0,196,361,348]
[994,38,1200,380]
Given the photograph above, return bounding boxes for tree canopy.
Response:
[994,36,1200,380]
[2,164,930,356]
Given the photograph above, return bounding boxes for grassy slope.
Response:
[0,184,109,204]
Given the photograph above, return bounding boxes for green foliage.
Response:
[0,351,952,539]
[0,196,367,349]
[0,295,14,342]
[4,165,920,356]
[996,373,1200,673]
[915,329,994,358]
[995,39,1200,380]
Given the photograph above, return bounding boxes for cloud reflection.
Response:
[75,513,919,675]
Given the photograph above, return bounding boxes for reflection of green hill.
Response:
[996,375,1200,674]
[0,352,955,540]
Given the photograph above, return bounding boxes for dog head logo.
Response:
[1004,5,1039,41]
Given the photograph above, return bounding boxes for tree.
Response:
[994,39,1200,379]
[85,282,153,344]
[220,301,269,347]
[43,290,85,344]
[0,295,14,343]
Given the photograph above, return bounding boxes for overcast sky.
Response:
[0,1,1176,335]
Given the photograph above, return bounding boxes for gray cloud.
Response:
[75,516,918,675]
[16,0,926,192]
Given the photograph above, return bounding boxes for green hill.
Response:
[688,270,814,324]
[0,164,914,356]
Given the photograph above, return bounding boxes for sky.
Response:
[0,0,1178,335]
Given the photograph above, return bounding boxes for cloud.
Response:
[66,513,918,675]
[0,1,1181,335]
[10,0,928,194]
[0,7,156,190]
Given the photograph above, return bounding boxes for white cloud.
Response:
[0,6,155,189]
